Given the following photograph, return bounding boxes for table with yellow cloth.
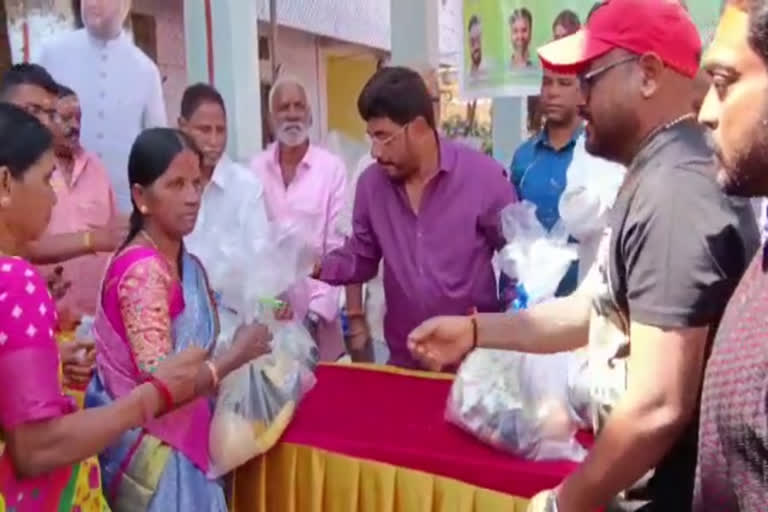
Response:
[233,364,585,512]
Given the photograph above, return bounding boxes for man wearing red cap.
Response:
[694,1,768,510]
[407,1,759,510]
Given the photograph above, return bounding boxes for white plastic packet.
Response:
[447,348,588,462]
[498,201,578,305]
[559,134,626,281]
[194,202,320,476]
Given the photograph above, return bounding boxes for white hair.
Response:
[268,74,312,115]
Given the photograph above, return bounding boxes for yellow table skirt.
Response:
[233,442,529,512]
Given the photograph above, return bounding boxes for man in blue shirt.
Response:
[509,66,583,297]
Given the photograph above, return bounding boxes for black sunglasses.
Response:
[579,55,638,93]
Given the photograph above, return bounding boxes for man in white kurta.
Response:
[36,0,166,213]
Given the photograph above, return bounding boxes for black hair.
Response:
[0,103,52,178]
[358,66,436,131]
[745,0,768,66]
[468,14,480,32]
[180,82,226,119]
[553,9,581,35]
[57,84,76,99]
[123,128,201,248]
[0,63,58,100]
[509,8,533,27]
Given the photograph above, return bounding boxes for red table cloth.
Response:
[280,364,586,498]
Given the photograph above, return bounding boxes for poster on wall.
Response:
[460,0,723,99]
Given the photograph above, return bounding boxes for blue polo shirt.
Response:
[510,126,583,231]
[507,126,583,298]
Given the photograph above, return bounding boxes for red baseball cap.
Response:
[538,0,702,78]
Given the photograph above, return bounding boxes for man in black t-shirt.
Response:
[405,1,759,511]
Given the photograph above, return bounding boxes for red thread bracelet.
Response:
[148,376,174,414]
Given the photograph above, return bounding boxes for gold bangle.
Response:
[83,231,93,252]
[205,360,219,390]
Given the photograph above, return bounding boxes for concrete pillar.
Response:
[390,0,440,70]
[492,97,525,166]
[183,0,262,162]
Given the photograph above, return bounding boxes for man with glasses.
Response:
[343,67,442,364]
[38,0,167,214]
[313,66,515,370]
[0,64,125,267]
[406,1,758,510]
[40,84,121,318]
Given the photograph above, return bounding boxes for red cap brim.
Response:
[538,30,613,75]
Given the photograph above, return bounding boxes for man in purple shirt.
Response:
[313,66,516,369]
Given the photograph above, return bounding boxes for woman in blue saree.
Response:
[86,128,272,511]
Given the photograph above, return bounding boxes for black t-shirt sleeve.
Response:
[619,168,748,328]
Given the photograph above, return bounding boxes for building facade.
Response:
[3,0,461,147]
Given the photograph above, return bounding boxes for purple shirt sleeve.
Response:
[479,162,518,251]
[318,173,382,285]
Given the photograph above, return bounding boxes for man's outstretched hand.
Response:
[407,316,475,371]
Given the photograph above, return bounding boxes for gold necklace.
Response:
[618,113,697,196]
[636,113,696,154]
[139,230,180,280]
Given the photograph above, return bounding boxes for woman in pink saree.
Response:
[0,104,270,512]
[85,128,273,511]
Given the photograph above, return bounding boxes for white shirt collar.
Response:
[86,29,129,50]
[210,154,237,190]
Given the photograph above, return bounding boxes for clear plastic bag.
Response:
[499,201,578,305]
[209,314,318,477]
[446,348,588,462]
[195,205,321,476]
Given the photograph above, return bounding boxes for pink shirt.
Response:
[251,143,347,361]
[41,149,118,316]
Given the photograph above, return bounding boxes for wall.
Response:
[325,52,376,141]
[259,23,330,143]
[132,0,185,124]
[255,0,389,51]
[5,0,73,62]
[439,0,461,66]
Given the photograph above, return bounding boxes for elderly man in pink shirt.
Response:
[42,84,120,319]
[251,75,347,361]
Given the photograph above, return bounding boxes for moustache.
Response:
[279,122,306,132]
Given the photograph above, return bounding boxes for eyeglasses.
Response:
[369,123,408,149]
[22,102,61,126]
[579,56,638,94]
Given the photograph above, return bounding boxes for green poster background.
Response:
[461,0,723,99]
